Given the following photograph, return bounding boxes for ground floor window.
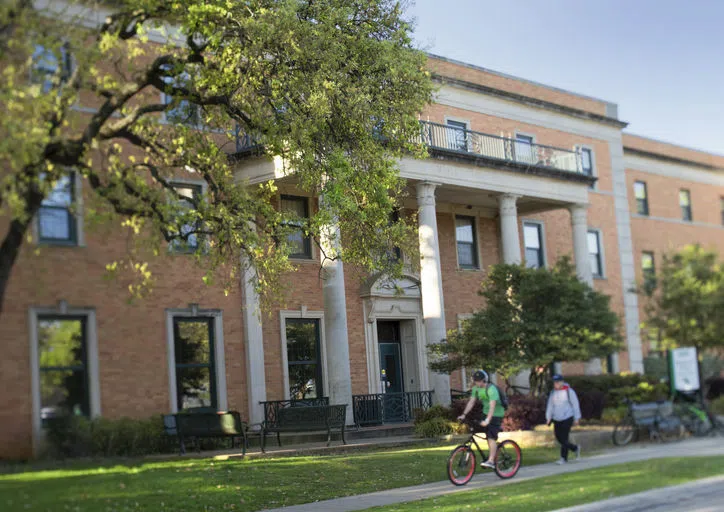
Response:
[285,318,323,399]
[173,317,217,410]
[37,316,89,423]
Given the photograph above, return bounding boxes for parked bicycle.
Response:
[447,420,522,485]
[674,393,724,437]
[613,397,683,446]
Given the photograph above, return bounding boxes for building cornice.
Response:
[623,147,724,172]
[432,74,629,129]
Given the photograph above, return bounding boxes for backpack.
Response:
[486,383,509,410]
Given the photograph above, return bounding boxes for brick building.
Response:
[2,51,723,459]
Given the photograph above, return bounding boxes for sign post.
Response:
[668,347,701,398]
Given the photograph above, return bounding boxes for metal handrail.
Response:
[418,120,582,174]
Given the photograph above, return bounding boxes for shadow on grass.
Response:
[0,444,559,512]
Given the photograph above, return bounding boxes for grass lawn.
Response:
[0,443,558,511]
[364,455,724,511]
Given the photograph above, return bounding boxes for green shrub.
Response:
[564,374,667,407]
[414,417,454,438]
[710,396,724,416]
[45,415,176,459]
[601,406,628,424]
[413,405,453,424]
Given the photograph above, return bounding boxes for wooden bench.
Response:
[261,404,347,452]
[163,410,247,455]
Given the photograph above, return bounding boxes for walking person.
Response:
[545,373,581,465]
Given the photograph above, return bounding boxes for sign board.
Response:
[669,347,700,393]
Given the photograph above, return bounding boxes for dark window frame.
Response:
[31,43,73,94]
[679,189,692,222]
[523,222,545,269]
[172,316,217,411]
[455,215,479,269]
[281,194,313,260]
[38,172,77,245]
[37,315,90,425]
[445,119,469,152]
[285,317,324,400]
[634,181,649,216]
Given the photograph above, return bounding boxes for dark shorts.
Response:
[484,417,504,441]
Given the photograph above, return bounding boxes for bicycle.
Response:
[613,398,683,446]
[447,420,522,486]
[674,394,724,437]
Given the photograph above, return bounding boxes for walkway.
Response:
[263,437,724,512]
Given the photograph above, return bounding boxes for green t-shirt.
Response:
[471,385,506,418]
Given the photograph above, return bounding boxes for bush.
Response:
[501,395,546,431]
[601,406,628,424]
[45,415,176,459]
[413,405,454,424]
[577,390,606,420]
[449,399,482,422]
[414,417,454,438]
[564,374,667,408]
[710,396,724,416]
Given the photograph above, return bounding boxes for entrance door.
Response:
[378,321,405,422]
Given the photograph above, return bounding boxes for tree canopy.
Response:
[640,244,724,354]
[430,258,621,395]
[0,0,433,313]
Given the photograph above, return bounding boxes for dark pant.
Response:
[553,417,578,461]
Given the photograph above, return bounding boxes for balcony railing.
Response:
[418,121,582,174]
[234,121,583,175]
[352,391,433,427]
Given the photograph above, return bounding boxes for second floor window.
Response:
[523,222,544,269]
[169,184,203,253]
[31,44,72,93]
[38,173,76,244]
[281,195,312,259]
[455,216,478,269]
[580,147,594,187]
[679,189,692,221]
[634,181,649,216]
[446,120,468,151]
[161,66,202,127]
[515,134,535,164]
[587,230,603,278]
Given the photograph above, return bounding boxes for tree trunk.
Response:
[0,217,33,316]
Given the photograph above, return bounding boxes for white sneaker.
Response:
[555,458,567,465]
[480,460,496,469]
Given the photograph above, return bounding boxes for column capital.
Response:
[497,193,521,216]
[416,181,441,207]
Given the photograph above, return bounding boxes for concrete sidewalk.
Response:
[262,437,724,512]
[552,474,724,512]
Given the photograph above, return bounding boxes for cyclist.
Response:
[457,369,505,469]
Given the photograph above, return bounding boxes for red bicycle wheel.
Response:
[447,445,475,486]
[494,440,522,479]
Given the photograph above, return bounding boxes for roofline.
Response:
[624,132,724,159]
[434,74,628,129]
[426,53,619,111]
[623,147,724,172]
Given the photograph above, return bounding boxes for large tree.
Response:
[430,259,621,395]
[0,0,432,314]
[640,245,724,354]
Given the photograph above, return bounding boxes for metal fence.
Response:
[418,121,582,174]
[352,391,434,427]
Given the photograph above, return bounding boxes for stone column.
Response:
[498,194,522,264]
[320,217,354,425]
[416,181,451,406]
[570,204,602,375]
[498,194,528,388]
[241,258,267,427]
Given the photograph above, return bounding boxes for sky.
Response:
[407,0,724,155]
